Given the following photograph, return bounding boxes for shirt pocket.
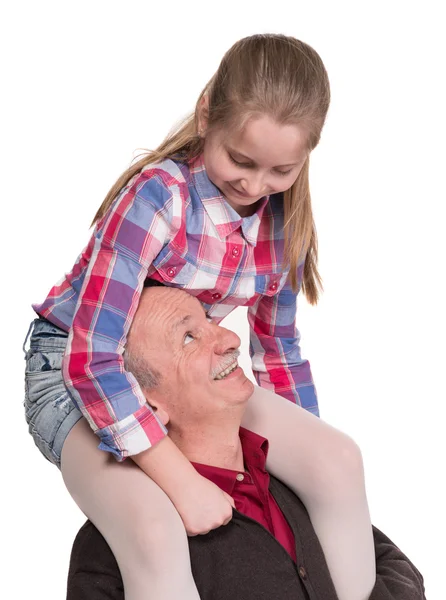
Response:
[253,272,287,298]
[151,245,203,288]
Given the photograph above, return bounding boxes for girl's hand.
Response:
[171,472,235,536]
[132,436,235,535]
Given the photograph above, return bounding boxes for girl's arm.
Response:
[132,436,235,535]
[31,162,192,464]
[246,272,377,600]
[247,269,318,414]
[54,164,234,532]
[61,167,174,460]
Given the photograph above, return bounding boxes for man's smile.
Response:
[213,360,239,380]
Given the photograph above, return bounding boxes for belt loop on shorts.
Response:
[23,319,38,357]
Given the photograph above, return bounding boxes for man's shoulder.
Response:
[67,521,124,600]
[70,520,117,569]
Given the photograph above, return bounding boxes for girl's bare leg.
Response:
[242,386,376,600]
[61,419,200,600]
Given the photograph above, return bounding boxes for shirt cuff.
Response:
[96,404,168,461]
[255,372,320,415]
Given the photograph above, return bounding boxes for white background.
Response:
[1,1,445,598]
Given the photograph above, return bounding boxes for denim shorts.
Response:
[23,317,83,469]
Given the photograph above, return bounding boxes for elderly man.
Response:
[67,286,425,600]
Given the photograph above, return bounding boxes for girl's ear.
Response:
[197,94,209,136]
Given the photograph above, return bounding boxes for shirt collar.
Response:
[191,428,269,496]
[189,154,269,247]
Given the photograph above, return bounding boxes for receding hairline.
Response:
[137,286,208,342]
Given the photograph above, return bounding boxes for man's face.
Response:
[128,288,254,428]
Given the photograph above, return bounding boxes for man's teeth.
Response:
[214,361,238,380]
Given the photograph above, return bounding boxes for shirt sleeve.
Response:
[62,168,175,460]
[369,526,426,599]
[247,266,319,416]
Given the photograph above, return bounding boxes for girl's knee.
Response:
[315,432,366,500]
[335,433,364,479]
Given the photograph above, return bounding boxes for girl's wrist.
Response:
[131,435,198,495]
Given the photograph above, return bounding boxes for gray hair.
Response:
[123,350,161,391]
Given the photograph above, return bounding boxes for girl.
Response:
[24,34,375,600]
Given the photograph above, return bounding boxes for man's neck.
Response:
[169,419,244,471]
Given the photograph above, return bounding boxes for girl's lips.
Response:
[228,183,252,198]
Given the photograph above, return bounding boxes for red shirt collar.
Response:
[191,427,269,496]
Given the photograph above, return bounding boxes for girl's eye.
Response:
[229,153,293,176]
[229,154,251,168]
[184,333,195,345]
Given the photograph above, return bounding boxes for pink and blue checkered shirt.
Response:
[34,154,318,460]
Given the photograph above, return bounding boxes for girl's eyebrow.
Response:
[227,146,299,168]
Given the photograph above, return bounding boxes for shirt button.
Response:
[236,473,245,482]
[232,247,240,257]
[298,566,307,580]
[166,267,176,278]
[212,292,222,300]
[269,282,278,292]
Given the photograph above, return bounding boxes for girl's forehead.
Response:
[223,116,309,164]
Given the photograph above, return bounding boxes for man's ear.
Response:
[145,394,170,426]
[154,406,169,426]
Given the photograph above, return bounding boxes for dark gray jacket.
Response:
[67,476,426,599]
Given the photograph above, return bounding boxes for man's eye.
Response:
[184,333,195,345]
[206,316,213,323]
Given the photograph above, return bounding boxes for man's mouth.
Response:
[213,361,238,380]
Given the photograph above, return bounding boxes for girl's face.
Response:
[201,114,309,217]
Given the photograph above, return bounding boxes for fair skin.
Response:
[132,106,311,535]
[130,287,255,534]
[198,97,309,217]
[128,287,253,472]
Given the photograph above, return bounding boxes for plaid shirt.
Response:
[34,154,318,460]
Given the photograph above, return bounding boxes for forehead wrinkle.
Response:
[169,301,209,343]
[137,291,183,343]
[170,314,192,339]
[139,288,208,346]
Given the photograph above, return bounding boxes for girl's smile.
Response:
[200,113,309,216]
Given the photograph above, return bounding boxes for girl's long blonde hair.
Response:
[93,34,330,304]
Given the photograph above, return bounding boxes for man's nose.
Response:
[214,326,241,355]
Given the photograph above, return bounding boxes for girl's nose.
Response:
[240,173,266,197]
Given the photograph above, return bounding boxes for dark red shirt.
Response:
[192,428,296,562]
